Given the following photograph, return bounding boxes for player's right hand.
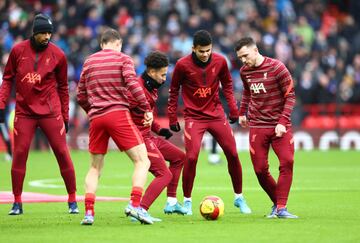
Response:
[275,124,286,137]
[0,109,5,123]
[159,128,173,139]
[170,122,181,132]
[143,111,153,127]
[239,115,248,128]
[64,121,69,133]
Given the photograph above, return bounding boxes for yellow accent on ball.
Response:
[199,195,224,220]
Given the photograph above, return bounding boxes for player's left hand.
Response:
[158,128,173,139]
[170,122,181,132]
[275,124,286,137]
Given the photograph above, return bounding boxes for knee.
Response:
[142,158,151,170]
[90,162,102,171]
[253,163,269,176]
[133,155,151,170]
[180,152,186,162]
[54,147,70,158]
[13,145,28,157]
[224,148,239,161]
[187,154,198,164]
[279,158,294,173]
[176,153,186,166]
[164,169,173,183]
[153,168,173,183]
[254,168,268,176]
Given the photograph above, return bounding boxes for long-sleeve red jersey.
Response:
[77,49,150,120]
[167,53,238,125]
[0,40,69,121]
[239,57,296,127]
[129,76,162,137]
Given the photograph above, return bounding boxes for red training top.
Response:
[239,57,296,128]
[128,76,162,137]
[77,49,150,120]
[0,40,69,121]
[168,52,238,125]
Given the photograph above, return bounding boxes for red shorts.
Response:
[89,110,144,154]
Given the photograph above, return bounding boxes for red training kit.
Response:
[239,57,295,127]
[129,76,185,210]
[0,39,76,202]
[239,57,296,208]
[168,52,239,124]
[77,49,150,120]
[168,53,243,198]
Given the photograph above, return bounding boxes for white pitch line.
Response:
[28,178,360,192]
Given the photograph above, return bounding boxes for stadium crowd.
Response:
[1,0,360,130]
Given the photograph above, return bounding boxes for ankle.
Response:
[68,192,76,203]
[184,197,192,202]
[167,197,177,206]
[14,195,22,203]
[86,209,95,216]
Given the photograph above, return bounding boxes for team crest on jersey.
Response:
[21,72,41,84]
[149,141,156,150]
[250,83,267,94]
[45,57,50,65]
[193,87,212,98]
[188,121,194,129]
[264,72,268,79]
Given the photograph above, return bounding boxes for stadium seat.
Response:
[302,115,337,129]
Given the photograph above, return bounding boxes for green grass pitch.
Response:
[0,150,359,243]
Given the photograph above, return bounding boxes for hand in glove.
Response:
[169,122,181,132]
[64,121,69,133]
[229,116,239,124]
[0,109,4,123]
[158,128,173,139]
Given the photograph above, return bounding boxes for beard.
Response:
[30,36,49,51]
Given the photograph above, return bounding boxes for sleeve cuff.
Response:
[278,117,288,126]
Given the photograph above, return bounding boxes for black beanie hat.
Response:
[32,14,53,35]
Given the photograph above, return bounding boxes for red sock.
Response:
[68,192,76,203]
[14,195,22,203]
[85,193,96,216]
[130,187,143,207]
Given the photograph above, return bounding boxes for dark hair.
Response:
[100,28,122,45]
[193,30,212,47]
[144,51,169,69]
[234,37,256,52]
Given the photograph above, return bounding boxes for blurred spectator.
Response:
[0,0,360,147]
